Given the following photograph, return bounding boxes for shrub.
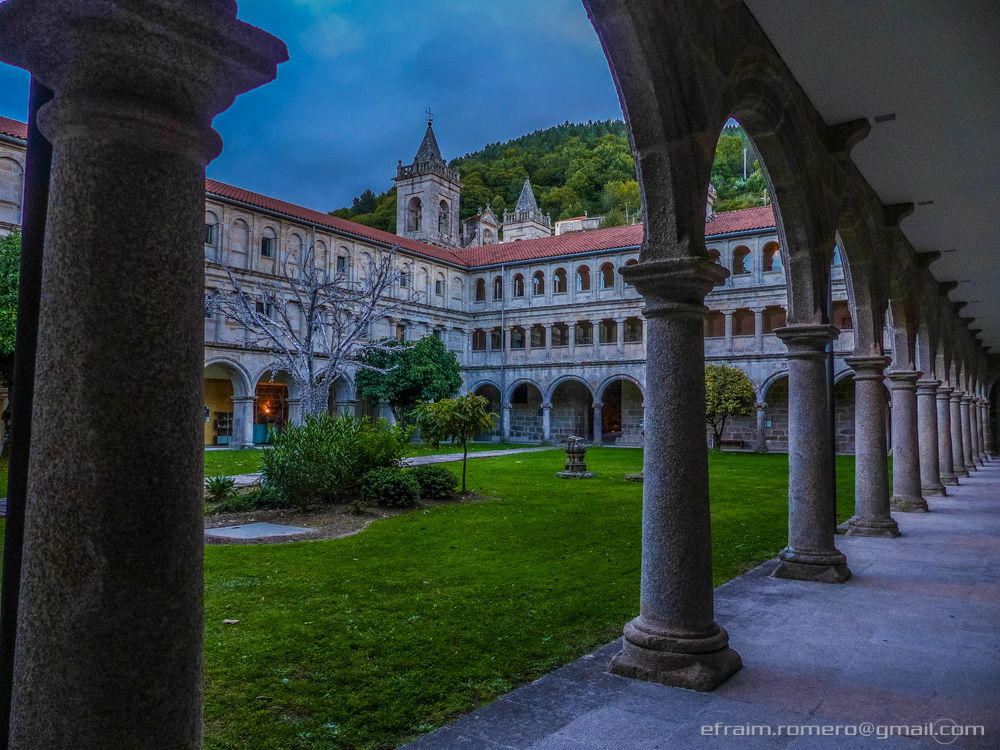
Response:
[205,475,237,504]
[242,483,293,510]
[410,465,458,500]
[360,467,420,508]
[260,413,411,510]
[215,493,256,513]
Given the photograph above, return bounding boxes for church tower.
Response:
[394,118,462,248]
[502,178,552,242]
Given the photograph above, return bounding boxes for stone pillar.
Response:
[378,399,396,425]
[723,309,735,350]
[524,326,533,358]
[752,307,765,352]
[982,400,993,458]
[916,379,946,497]
[213,311,225,342]
[286,397,304,426]
[615,317,626,353]
[609,258,741,691]
[971,398,984,465]
[844,357,899,537]
[593,402,603,444]
[0,2,286,747]
[501,402,512,442]
[753,401,768,453]
[888,371,928,512]
[541,402,552,442]
[960,395,975,472]
[568,320,576,356]
[543,323,553,352]
[590,319,601,355]
[232,396,256,450]
[772,325,851,583]
[950,392,968,478]
[937,386,958,486]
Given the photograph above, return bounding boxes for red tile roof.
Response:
[0,116,27,141]
[1,114,776,267]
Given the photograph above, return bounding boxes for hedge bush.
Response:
[260,414,411,510]
[360,467,421,508]
[409,464,458,500]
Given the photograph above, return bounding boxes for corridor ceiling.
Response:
[744,0,1000,352]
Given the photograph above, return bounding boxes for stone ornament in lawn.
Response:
[556,436,595,479]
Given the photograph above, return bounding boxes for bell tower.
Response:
[394,114,462,248]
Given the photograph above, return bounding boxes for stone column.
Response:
[951,392,968,478]
[844,357,899,537]
[568,320,576,357]
[0,2,286,747]
[753,401,768,453]
[590,319,601,355]
[937,386,958,486]
[543,323,553,352]
[232,396,257,450]
[752,307,765,352]
[916,379,946,497]
[971,398,984,465]
[501,402,512,442]
[541,402,552,442]
[615,317,626,353]
[524,326,533,358]
[982,400,993,458]
[378,399,396,425]
[286,398,304,426]
[723,309,735,350]
[888,371,928,512]
[960,395,975,472]
[593,402,603,444]
[772,325,850,582]
[609,258,741,691]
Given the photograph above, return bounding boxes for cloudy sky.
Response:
[0,0,623,211]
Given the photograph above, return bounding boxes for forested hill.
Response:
[330,120,766,234]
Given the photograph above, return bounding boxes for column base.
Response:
[965,463,978,472]
[940,473,959,487]
[610,617,742,692]
[844,515,900,538]
[235,443,256,451]
[955,467,969,478]
[921,483,947,497]
[890,494,929,512]
[772,547,851,583]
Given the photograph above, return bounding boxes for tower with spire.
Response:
[394,115,462,248]
[502,178,553,242]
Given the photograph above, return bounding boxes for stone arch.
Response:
[597,374,644,402]
[731,246,751,276]
[0,155,24,227]
[532,270,545,295]
[760,372,790,451]
[599,377,645,445]
[492,275,503,300]
[328,375,356,416]
[762,241,782,272]
[406,196,422,232]
[229,218,250,268]
[474,277,486,302]
[553,267,568,294]
[512,273,525,297]
[203,359,253,447]
[575,265,591,291]
[599,261,615,289]
[471,381,502,440]
[548,377,594,442]
[438,199,449,234]
[204,358,253,397]
[833,372,857,454]
[507,379,545,443]
[545,375,596,404]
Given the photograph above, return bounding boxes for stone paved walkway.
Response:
[228,446,557,487]
[405,462,1000,749]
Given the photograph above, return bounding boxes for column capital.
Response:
[774,324,839,356]
[937,385,954,397]
[621,258,728,319]
[541,402,552,410]
[886,370,922,390]
[961,394,973,404]
[916,378,942,394]
[950,391,964,402]
[501,402,512,410]
[844,355,890,379]
[750,306,767,314]
[0,0,288,164]
[755,401,768,410]
[593,402,604,409]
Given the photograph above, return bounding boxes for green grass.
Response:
[202,449,857,749]
[203,443,536,477]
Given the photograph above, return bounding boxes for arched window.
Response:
[733,308,755,336]
[576,266,591,292]
[434,273,445,296]
[623,258,638,286]
[512,273,525,297]
[575,321,593,345]
[493,275,503,301]
[624,317,643,343]
[230,219,250,267]
[451,277,463,300]
[530,325,546,348]
[489,327,504,350]
[833,300,854,330]
[600,262,615,289]
[483,228,495,245]
[532,271,545,295]
[553,268,568,294]
[0,157,24,226]
[438,200,449,234]
[260,227,277,258]
[406,196,422,232]
[474,278,486,302]
[551,323,569,346]
[510,326,525,349]
[762,242,782,272]
[708,248,721,264]
[204,211,219,247]
[732,246,751,275]
[704,311,725,338]
[763,305,787,333]
[472,329,486,351]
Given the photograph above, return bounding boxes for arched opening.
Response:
[530,324,546,348]
[762,375,789,452]
[260,226,277,260]
[204,211,219,260]
[510,326,525,349]
[733,308,755,336]
[471,329,487,351]
[438,199,449,234]
[762,241,782,272]
[328,376,355,416]
[575,265,591,291]
[229,219,250,269]
[509,382,544,442]
[203,362,249,446]
[731,246,751,275]
[551,322,569,347]
[434,273,445,296]
[406,196,422,232]
[832,300,853,330]
[254,373,290,444]
[532,270,545,295]
[763,305,787,333]
[599,262,615,289]
[623,258,638,286]
[512,273,525,297]
[553,267,568,294]
[704,311,725,338]
[474,277,486,302]
[493,275,503,301]
[833,373,857,454]
[708,248,721,264]
[550,380,593,441]
[489,327,504,351]
[574,320,594,345]
[0,156,25,227]
[600,379,644,445]
[472,383,502,441]
[624,317,643,343]
[483,227,495,244]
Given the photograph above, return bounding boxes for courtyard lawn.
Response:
[203,449,857,750]
[203,442,535,477]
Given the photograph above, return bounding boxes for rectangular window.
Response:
[395,323,407,341]
[399,272,409,288]
[255,301,274,318]
[336,255,348,273]
[434,279,444,296]
[575,322,593,345]
[204,223,217,246]
[260,236,275,258]
[599,320,617,344]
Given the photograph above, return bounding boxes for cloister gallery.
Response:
[0,0,996,747]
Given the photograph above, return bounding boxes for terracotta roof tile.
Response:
[705,205,775,237]
[0,116,27,141]
[452,224,644,266]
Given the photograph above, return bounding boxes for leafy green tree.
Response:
[0,232,21,387]
[412,393,496,492]
[704,364,756,450]
[351,189,379,215]
[355,335,462,422]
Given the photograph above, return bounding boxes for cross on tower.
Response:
[425,107,435,125]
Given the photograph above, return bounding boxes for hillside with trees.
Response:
[330,120,767,233]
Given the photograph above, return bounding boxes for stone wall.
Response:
[764,379,790,451]
[510,385,544,442]
[551,381,592,441]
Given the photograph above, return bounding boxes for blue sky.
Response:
[0,0,623,211]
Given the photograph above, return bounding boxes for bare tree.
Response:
[209,240,420,416]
